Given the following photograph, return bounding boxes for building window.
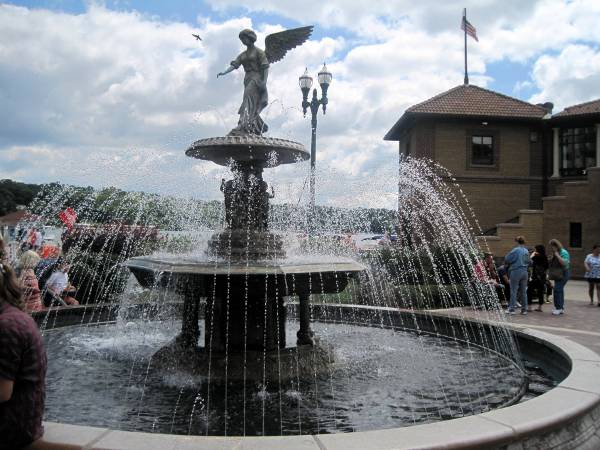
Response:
[559,127,597,176]
[569,222,582,248]
[471,135,494,166]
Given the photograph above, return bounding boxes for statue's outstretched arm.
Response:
[217,65,236,78]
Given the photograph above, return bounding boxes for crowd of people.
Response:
[475,236,600,316]
[2,232,79,313]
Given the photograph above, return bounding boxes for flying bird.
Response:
[192,34,202,41]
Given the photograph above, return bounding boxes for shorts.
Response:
[587,278,600,285]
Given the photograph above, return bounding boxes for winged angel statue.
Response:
[217,26,313,136]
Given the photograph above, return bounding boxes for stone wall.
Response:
[407,119,545,231]
[476,167,600,277]
[478,210,544,258]
[543,167,600,277]
[457,182,531,232]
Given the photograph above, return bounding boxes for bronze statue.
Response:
[217,26,313,136]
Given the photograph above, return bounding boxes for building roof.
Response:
[384,84,548,140]
[0,210,28,226]
[553,98,600,119]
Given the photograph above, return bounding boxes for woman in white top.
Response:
[584,244,600,306]
[44,261,79,307]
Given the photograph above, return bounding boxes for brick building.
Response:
[385,84,600,276]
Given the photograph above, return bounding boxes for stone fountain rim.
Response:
[34,304,600,450]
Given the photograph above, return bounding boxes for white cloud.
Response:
[1,1,599,209]
[528,44,600,110]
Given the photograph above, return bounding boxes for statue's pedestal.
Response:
[207,230,285,260]
[152,339,334,382]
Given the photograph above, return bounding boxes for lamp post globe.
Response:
[299,68,313,116]
[317,63,332,112]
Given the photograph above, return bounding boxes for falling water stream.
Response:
[21,157,557,436]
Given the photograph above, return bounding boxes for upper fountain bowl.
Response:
[186,135,309,167]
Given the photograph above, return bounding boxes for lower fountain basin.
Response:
[32,304,600,449]
[42,318,530,436]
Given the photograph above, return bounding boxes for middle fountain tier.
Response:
[126,133,365,381]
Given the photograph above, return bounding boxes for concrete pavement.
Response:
[439,280,600,353]
[499,280,600,352]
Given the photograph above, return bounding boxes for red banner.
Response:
[58,207,77,231]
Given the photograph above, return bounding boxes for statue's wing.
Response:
[265,26,313,64]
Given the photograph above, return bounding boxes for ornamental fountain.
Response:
[33,25,597,447]
[125,25,364,381]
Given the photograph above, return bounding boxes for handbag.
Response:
[548,257,564,281]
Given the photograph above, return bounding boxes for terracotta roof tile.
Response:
[553,98,600,118]
[384,84,547,140]
[407,84,547,118]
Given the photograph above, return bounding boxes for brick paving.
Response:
[434,280,600,353]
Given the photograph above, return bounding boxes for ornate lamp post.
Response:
[299,63,332,233]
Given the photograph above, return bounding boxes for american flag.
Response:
[461,15,478,42]
[58,207,77,231]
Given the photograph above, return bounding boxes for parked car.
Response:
[357,235,384,251]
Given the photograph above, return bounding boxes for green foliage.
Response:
[367,246,475,285]
[6,178,397,234]
[62,224,161,304]
[0,179,41,215]
[159,234,196,253]
[393,283,468,309]
[361,246,475,309]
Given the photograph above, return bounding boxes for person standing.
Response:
[584,244,600,306]
[504,236,530,314]
[529,245,549,312]
[16,251,44,312]
[0,238,47,449]
[548,239,570,315]
[25,228,41,252]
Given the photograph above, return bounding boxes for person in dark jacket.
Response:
[528,245,549,312]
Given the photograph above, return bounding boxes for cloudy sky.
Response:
[1,0,599,209]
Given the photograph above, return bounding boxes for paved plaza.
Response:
[440,280,600,353]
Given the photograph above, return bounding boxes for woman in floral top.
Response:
[16,251,44,312]
[584,244,600,306]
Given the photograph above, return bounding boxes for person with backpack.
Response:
[528,245,549,312]
[504,236,530,315]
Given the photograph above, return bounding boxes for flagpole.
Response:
[463,8,469,85]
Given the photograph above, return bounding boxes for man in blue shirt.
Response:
[504,235,530,314]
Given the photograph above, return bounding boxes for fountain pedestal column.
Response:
[204,281,286,352]
[207,162,285,260]
[175,279,203,348]
[297,293,314,346]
